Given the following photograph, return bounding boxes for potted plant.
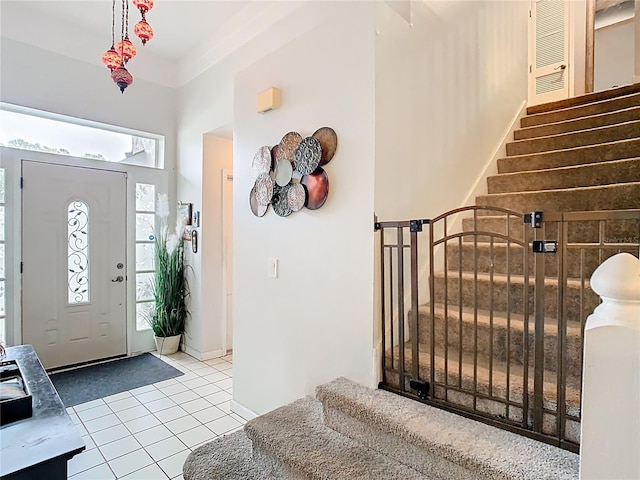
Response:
[148,194,189,355]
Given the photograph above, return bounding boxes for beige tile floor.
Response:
[66,352,245,479]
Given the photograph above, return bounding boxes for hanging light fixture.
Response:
[101,0,120,71]
[101,0,154,93]
[134,18,153,45]
[132,0,153,15]
[133,0,154,45]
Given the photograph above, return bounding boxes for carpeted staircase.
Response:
[183,378,579,479]
[183,85,640,479]
[392,83,640,447]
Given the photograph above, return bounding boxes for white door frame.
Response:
[528,0,572,105]
[221,169,233,354]
[0,148,167,355]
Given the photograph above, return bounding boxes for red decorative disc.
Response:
[300,168,329,210]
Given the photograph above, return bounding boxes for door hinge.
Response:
[529,65,532,73]
[529,9,531,17]
[524,211,543,228]
[20,262,23,274]
[20,177,24,189]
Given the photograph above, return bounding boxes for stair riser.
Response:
[384,358,581,444]
[521,93,640,127]
[497,138,640,174]
[250,446,305,480]
[446,242,622,278]
[461,217,640,245]
[322,406,475,480]
[506,121,640,156]
[476,183,640,214]
[383,363,580,444]
[488,158,640,194]
[514,107,640,140]
[410,310,583,379]
[433,274,600,319]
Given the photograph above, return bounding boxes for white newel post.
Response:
[580,253,640,480]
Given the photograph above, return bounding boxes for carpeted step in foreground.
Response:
[184,378,579,479]
[317,378,579,480]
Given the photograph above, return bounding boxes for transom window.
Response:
[0,104,163,169]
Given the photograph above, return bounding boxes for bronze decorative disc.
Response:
[249,186,268,217]
[274,155,293,187]
[276,132,302,165]
[312,127,337,166]
[254,173,274,206]
[294,137,322,175]
[301,167,329,210]
[252,146,272,178]
[287,183,307,212]
[273,184,293,217]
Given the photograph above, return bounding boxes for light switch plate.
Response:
[269,258,279,278]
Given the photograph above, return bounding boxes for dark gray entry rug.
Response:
[49,353,184,407]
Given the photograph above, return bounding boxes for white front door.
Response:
[22,161,127,369]
[529,0,571,105]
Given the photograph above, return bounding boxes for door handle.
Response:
[111,275,124,283]
[554,64,566,71]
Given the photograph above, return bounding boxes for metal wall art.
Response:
[249,127,337,218]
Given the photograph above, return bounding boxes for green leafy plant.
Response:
[148,194,189,338]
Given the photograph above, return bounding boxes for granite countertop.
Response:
[0,345,85,476]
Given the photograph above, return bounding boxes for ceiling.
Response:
[1,1,253,62]
[0,1,305,87]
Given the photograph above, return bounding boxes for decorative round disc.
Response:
[301,167,329,210]
[274,156,293,187]
[276,132,302,165]
[252,146,272,178]
[249,186,268,217]
[273,184,293,217]
[271,144,279,170]
[294,137,322,175]
[287,183,307,212]
[312,127,337,166]
[254,173,274,206]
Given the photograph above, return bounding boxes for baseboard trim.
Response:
[181,345,225,361]
[231,400,258,420]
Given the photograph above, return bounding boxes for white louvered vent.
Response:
[536,71,565,95]
[536,0,565,68]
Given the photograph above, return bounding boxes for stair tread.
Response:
[184,431,272,480]
[497,137,640,173]
[491,156,640,180]
[508,118,640,149]
[419,303,582,335]
[433,269,588,289]
[526,84,640,115]
[515,105,640,139]
[317,378,579,480]
[244,397,425,479]
[479,180,640,198]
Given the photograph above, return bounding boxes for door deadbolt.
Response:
[111,276,124,282]
[117,263,124,269]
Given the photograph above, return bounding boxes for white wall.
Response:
[176,1,369,361]
[232,3,376,415]
[595,20,636,91]
[374,0,529,221]
[636,0,640,82]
